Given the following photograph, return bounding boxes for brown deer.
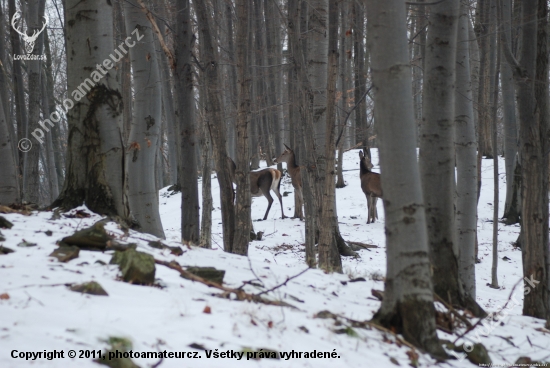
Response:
[359,150,382,224]
[227,157,286,220]
[273,144,303,220]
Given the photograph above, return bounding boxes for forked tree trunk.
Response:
[175,0,200,244]
[195,0,236,253]
[366,0,446,357]
[232,0,252,255]
[123,0,164,238]
[53,0,129,219]
[455,3,478,301]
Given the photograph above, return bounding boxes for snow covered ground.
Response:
[1,149,549,367]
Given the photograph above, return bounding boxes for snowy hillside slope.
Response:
[1,149,549,367]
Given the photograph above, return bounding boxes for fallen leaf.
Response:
[267,321,273,328]
[0,293,9,300]
[203,306,211,314]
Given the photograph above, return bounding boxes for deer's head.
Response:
[359,150,374,171]
[274,144,295,164]
[12,11,48,54]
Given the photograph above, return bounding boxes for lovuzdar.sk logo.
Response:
[11,11,48,61]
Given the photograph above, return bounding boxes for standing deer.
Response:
[227,158,286,220]
[274,144,303,220]
[359,150,382,224]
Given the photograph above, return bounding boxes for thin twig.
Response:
[154,259,295,308]
[452,278,523,345]
[255,268,309,297]
[335,86,373,147]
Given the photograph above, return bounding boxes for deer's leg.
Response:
[260,187,274,221]
[365,193,372,224]
[295,187,304,220]
[272,186,286,219]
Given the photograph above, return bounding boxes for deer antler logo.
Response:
[11,11,48,54]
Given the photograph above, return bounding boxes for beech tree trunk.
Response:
[500,0,549,319]
[195,0,236,253]
[53,0,129,219]
[232,0,252,255]
[500,0,520,224]
[366,0,446,357]
[124,0,164,238]
[420,0,482,314]
[317,0,342,273]
[455,3,478,301]
[0,95,20,205]
[175,0,200,244]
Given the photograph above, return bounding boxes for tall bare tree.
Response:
[366,0,446,357]
[499,0,549,319]
[420,0,482,315]
[53,0,129,219]
[195,0,236,253]
[0,97,20,205]
[175,0,200,244]
[124,0,164,238]
[455,2,478,301]
[232,0,252,255]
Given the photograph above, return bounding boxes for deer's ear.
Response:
[284,143,291,150]
[359,150,364,159]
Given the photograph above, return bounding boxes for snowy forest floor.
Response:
[1,149,549,367]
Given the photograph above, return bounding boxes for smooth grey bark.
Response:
[317,0,342,273]
[0,3,10,128]
[353,1,367,152]
[455,4,478,301]
[500,0,549,319]
[0,94,20,205]
[44,30,65,186]
[223,0,237,160]
[9,0,28,187]
[232,0,252,255]
[175,0,200,244]
[420,0,479,311]
[195,0,236,253]
[307,0,328,152]
[53,0,129,219]
[469,19,480,144]
[366,0,445,357]
[41,71,60,201]
[113,0,132,142]
[500,0,519,223]
[288,0,317,268]
[124,0,164,238]
[198,78,212,249]
[490,29,501,289]
[335,2,347,189]
[22,0,45,204]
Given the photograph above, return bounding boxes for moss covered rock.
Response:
[110,249,155,285]
[49,245,80,262]
[70,281,108,296]
[183,266,225,285]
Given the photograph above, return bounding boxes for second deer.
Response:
[359,150,382,224]
[274,144,303,220]
[227,157,286,220]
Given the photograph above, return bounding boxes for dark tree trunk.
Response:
[175,0,200,244]
[195,0,236,253]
